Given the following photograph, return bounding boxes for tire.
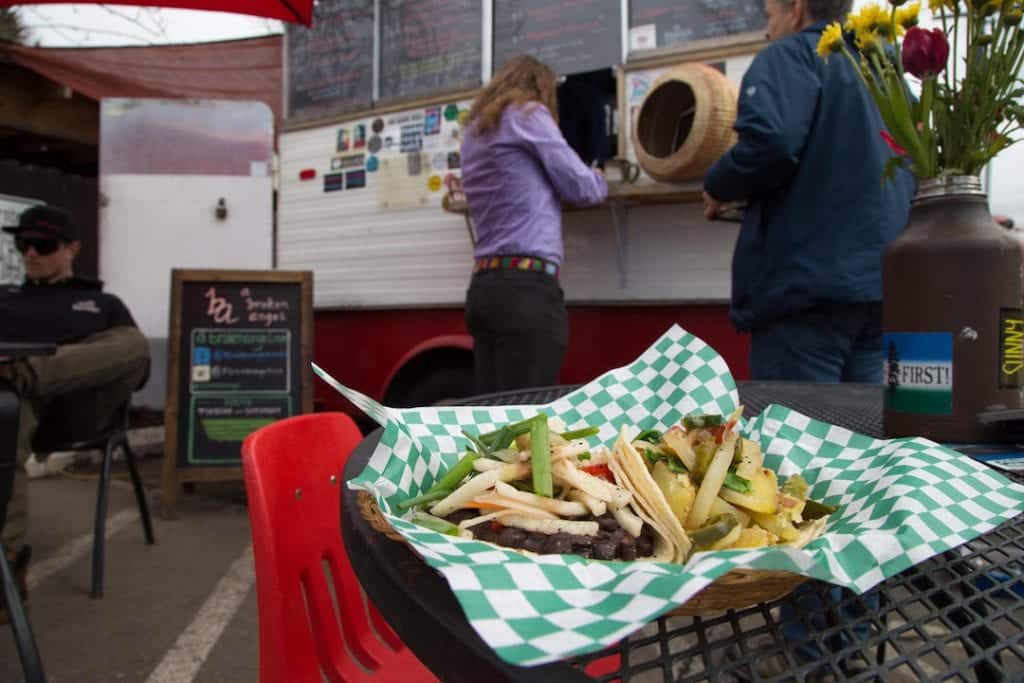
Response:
[392,366,476,408]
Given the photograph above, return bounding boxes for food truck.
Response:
[276,0,775,417]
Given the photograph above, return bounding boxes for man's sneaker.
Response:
[0,545,32,624]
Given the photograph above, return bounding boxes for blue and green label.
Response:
[883,332,953,415]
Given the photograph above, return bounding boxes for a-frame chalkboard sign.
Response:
[160,269,313,518]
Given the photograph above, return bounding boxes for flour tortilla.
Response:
[606,455,679,563]
[612,426,693,562]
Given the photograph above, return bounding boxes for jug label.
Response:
[883,332,953,415]
[999,308,1024,389]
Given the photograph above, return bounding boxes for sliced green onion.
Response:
[427,451,480,495]
[530,414,553,497]
[683,414,724,430]
[411,511,460,535]
[560,426,600,441]
[397,488,453,510]
[634,429,663,443]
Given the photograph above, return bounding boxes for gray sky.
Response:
[17,4,280,46]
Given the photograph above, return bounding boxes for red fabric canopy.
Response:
[0,0,311,25]
[1,36,283,127]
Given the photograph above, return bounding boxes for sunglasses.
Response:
[14,236,62,256]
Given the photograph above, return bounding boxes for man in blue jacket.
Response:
[703,0,915,384]
[704,0,913,674]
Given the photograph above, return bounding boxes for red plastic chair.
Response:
[242,412,438,683]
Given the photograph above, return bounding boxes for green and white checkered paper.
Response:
[317,325,1024,667]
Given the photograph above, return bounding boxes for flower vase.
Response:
[883,176,1024,442]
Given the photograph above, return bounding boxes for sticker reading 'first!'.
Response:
[883,332,953,416]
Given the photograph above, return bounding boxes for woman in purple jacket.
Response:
[460,56,608,394]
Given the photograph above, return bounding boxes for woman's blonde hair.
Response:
[466,55,559,135]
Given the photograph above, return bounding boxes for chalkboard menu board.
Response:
[630,0,766,51]
[286,0,373,120]
[493,0,622,77]
[161,269,313,519]
[379,0,483,101]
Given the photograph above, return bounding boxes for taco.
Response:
[398,415,680,562]
[397,411,836,564]
[616,411,837,559]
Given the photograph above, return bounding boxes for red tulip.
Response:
[902,27,950,78]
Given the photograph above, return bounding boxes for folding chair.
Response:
[242,412,437,683]
[32,394,155,599]
[1,381,45,683]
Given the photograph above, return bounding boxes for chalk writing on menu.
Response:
[286,0,373,120]
[493,0,622,77]
[629,0,767,50]
[179,283,303,466]
[379,0,483,100]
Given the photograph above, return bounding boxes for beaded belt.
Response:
[473,255,560,278]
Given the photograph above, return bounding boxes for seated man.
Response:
[0,205,149,620]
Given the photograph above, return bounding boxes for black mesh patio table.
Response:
[340,382,1024,682]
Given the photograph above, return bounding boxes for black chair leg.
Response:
[2,543,45,683]
[91,436,116,599]
[123,441,154,545]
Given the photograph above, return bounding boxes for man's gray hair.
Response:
[805,0,853,22]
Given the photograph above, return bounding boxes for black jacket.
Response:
[0,276,138,344]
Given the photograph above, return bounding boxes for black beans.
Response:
[446,511,659,561]
[497,527,528,547]
[543,535,573,555]
[522,533,547,554]
[593,540,618,561]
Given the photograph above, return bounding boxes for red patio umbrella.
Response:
[0,0,313,26]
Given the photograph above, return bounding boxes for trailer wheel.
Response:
[391,365,476,408]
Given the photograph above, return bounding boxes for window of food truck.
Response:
[627,0,767,59]
[282,0,768,132]
[284,0,375,123]
[378,0,484,102]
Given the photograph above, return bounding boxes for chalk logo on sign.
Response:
[239,287,290,327]
[204,287,240,325]
[401,124,423,153]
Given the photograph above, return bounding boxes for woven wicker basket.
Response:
[632,63,739,183]
[356,491,806,617]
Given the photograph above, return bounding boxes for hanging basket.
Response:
[631,64,739,182]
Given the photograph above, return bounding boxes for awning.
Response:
[1,35,283,127]
[0,0,312,25]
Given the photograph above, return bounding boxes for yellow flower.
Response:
[817,22,846,59]
[876,10,898,37]
[928,0,957,13]
[855,28,882,52]
[857,2,885,31]
[895,2,921,27]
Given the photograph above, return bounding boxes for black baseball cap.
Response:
[2,205,79,242]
